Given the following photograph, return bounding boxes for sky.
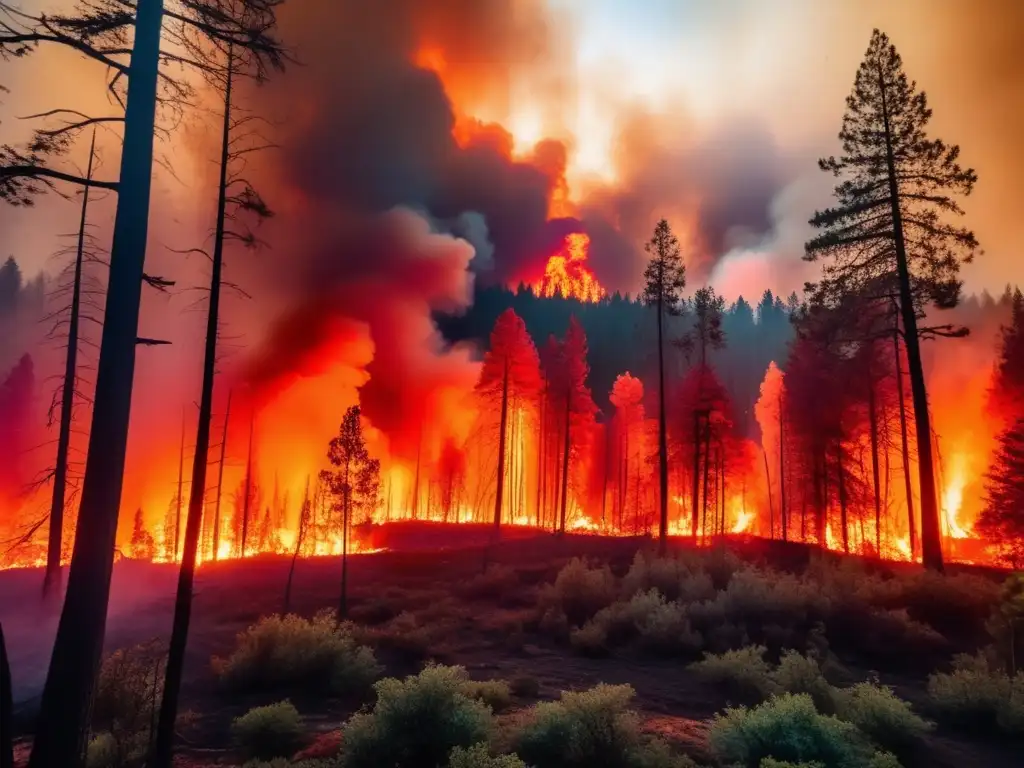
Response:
[2,0,1022,299]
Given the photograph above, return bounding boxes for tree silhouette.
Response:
[990,288,1024,421]
[977,418,1024,568]
[805,29,980,571]
[128,508,155,561]
[641,219,686,552]
[476,309,541,537]
[321,406,380,620]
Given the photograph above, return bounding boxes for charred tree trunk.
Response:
[493,361,509,537]
[868,376,882,555]
[690,411,702,537]
[814,448,827,546]
[44,131,97,599]
[779,392,787,541]
[893,324,917,557]
[836,441,849,554]
[763,448,774,539]
[535,391,544,527]
[558,386,571,535]
[153,48,234,768]
[878,66,942,571]
[412,421,423,520]
[283,477,309,616]
[28,1,166,763]
[241,412,254,558]
[655,292,669,553]
[601,420,610,528]
[212,391,231,561]
[701,418,711,543]
[339,461,351,621]
[1,624,12,768]
[619,422,628,530]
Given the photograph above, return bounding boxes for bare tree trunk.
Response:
[868,376,882,555]
[779,392,787,541]
[656,293,669,553]
[339,462,351,621]
[493,361,509,537]
[283,477,309,615]
[836,441,849,554]
[174,410,185,560]
[28,2,166,763]
[153,48,234,768]
[878,66,942,571]
[701,418,711,544]
[893,324,917,557]
[412,420,422,520]
[44,131,97,599]
[212,391,231,561]
[559,386,571,535]
[1,624,12,768]
[601,421,610,528]
[690,411,701,537]
[763,448,774,539]
[535,392,544,527]
[241,411,254,557]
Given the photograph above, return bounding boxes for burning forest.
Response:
[1,1,1024,766]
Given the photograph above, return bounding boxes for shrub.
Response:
[635,598,702,656]
[708,693,874,768]
[372,611,439,661]
[85,733,118,768]
[514,683,684,768]
[91,640,165,767]
[448,744,527,768]
[833,682,931,754]
[926,652,1024,736]
[341,664,493,768]
[692,646,778,704]
[570,620,610,657]
[460,565,521,599]
[459,679,513,712]
[771,651,836,713]
[232,700,305,760]
[215,611,381,695]
[538,558,616,626]
[510,675,541,698]
[621,551,713,603]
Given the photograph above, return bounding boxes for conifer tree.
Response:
[805,29,980,571]
[990,288,1024,420]
[641,219,686,552]
[977,418,1024,568]
[476,309,541,536]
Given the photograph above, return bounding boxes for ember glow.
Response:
[532,233,607,303]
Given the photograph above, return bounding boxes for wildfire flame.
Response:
[942,453,973,540]
[533,233,606,303]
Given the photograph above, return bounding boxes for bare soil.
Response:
[0,524,1017,767]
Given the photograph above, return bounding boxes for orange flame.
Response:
[533,233,605,303]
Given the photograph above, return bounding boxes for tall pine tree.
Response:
[804,29,980,571]
[641,219,686,552]
[977,418,1024,569]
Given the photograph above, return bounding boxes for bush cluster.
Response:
[926,652,1024,736]
[214,611,381,695]
[231,700,305,760]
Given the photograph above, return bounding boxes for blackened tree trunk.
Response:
[28,2,165,764]
[1,624,11,768]
[493,360,509,536]
[283,477,309,615]
[241,411,254,557]
[535,391,544,527]
[691,411,702,538]
[558,385,571,535]
[894,324,917,556]
[212,391,231,560]
[656,289,669,554]
[836,441,849,553]
[44,131,97,599]
[878,67,943,571]
[152,46,234,768]
[339,458,351,621]
[763,448,774,539]
[779,391,787,541]
[868,376,882,554]
[701,418,711,543]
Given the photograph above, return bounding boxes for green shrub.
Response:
[538,558,617,626]
[833,681,931,754]
[635,595,702,656]
[926,652,1024,736]
[215,611,381,695]
[514,683,685,768]
[570,620,610,656]
[459,679,513,712]
[771,651,836,713]
[85,733,118,768]
[341,664,493,768]
[91,640,165,767]
[708,693,874,768]
[692,646,778,704]
[510,674,541,698]
[371,610,441,661]
[621,551,713,604]
[447,744,527,768]
[232,700,305,760]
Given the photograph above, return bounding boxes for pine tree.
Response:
[990,288,1024,420]
[476,309,541,537]
[321,406,380,620]
[641,219,686,552]
[804,29,980,571]
[977,418,1024,568]
[610,373,644,533]
[128,508,155,561]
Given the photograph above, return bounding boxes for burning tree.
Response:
[641,219,686,552]
[754,361,787,539]
[805,29,981,571]
[321,406,380,620]
[977,418,1024,568]
[128,508,155,561]
[609,372,645,534]
[476,308,541,537]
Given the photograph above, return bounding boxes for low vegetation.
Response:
[926,652,1024,736]
[231,700,305,760]
[213,610,381,695]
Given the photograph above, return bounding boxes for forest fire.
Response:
[531,233,607,303]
